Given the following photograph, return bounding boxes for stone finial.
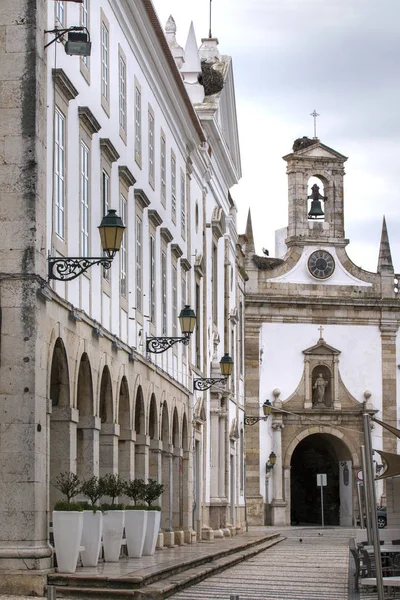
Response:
[377,216,394,273]
[181,22,204,104]
[245,209,255,253]
[199,37,221,61]
[164,15,185,69]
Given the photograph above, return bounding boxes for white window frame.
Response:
[80,0,89,67]
[180,171,186,240]
[160,132,166,204]
[171,153,176,223]
[148,109,154,186]
[134,85,142,164]
[101,21,109,101]
[120,194,127,297]
[136,216,142,313]
[102,170,110,280]
[119,55,126,132]
[55,1,65,26]
[54,107,65,239]
[80,141,90,258]
[172,265,177,336]
[150,235,156,324]
[161,250,167,335]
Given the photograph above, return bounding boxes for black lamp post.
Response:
[193,353,234,391]
[146,305,196,354]
[48,209,125,281]
[244,399,272,426]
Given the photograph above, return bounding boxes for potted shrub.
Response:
[79,476,105,567]
[100,474,126,562]
[52,472,83,573]
[124,479,147,558]
[142,480,164,556]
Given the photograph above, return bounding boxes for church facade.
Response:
[243,137,400,527]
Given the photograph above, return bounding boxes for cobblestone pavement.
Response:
[169,527,357,600]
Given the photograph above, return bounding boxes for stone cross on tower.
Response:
[318,325,324,340]
[310,109,320,139]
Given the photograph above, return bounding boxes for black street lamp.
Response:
[193,353,234,391]
[48,209,125,281]
[45,26,92,56]
[244,399,272,426]
[146,305,197,354]
[266,451,277,473]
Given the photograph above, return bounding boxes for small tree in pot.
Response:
[124,478,148,558]
[99,474,126,562]
[80,476,105,567]
[52,472,83,573]
[142,480,164,556]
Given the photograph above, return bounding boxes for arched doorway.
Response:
[49,338,71,507]
[76,353,96,479]
[290,433,352,526]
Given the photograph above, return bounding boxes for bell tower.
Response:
[283,137,348,248]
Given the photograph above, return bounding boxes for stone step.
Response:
[50,534,284,599]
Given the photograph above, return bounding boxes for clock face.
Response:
[308,250,335,279]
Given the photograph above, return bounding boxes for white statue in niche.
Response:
[313,373,329,406]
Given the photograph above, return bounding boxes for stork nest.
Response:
[252,255,284,270]
[198,61,224,96]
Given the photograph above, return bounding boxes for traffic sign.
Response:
[356,469,363,482]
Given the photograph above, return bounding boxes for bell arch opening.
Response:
[307,176,326,221]
[290,433,352,527]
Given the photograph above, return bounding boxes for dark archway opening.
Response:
[291,433,340,526]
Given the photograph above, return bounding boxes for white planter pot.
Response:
[81,510,103,567]
[125,510,148,558]
[102,510,125,562]
[53,511,83,573]
[142,510,161,556]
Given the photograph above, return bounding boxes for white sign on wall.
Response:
[317,473,327,487]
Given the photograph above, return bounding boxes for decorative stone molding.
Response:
[160,227,173,244]
[52,68,79,101]
[180,258,191,272]
[211,206,226,240]
[100,138,120,163]
[78,106,101,136]
[194,253,204,278]
[118,166,136,188]
[148,209,163,228]
[134,188,151,210]
[171,243,183,259]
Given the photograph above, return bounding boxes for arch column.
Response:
[118,430,136,482]
[50,406,79,506]
[135,433,149,481]
[271,421,287,526]
[77,415,101,479]
[99,423,120,475]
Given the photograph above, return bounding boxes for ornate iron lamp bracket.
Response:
[244,415,268,426]
[193,377,227,392]
[146,336,190,354]
[48,256,112,281]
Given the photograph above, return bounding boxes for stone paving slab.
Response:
[168,527,357,600]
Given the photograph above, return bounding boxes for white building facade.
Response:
[0,0,244,593]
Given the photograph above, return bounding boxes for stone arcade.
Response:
[243,137,400,527]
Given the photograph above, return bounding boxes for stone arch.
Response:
[161,402,170,444]
[134,386,146,481]
[76,353,96,480]
[148,394,158,440]
[172,407,180,448]
[284,425,359,468]
[99,365,116,476]
[99,365,113,424]
[49,337,73,508]
[118,376,133,481]
[285,427,357,527]
[182,413,188,452]
[161,401,171,530]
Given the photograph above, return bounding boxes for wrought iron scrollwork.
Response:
[193,377,227,391]
[146,336,190,354]
[244,415,267,426]
[48,257,112,281]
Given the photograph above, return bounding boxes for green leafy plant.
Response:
[54,500,83,512]
[53,472,81,504]
[124,478,146,506]
[99,474,125,507]
[142,479,164,508]
[80,476,105,511]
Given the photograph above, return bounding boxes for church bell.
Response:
[308,199,325,219]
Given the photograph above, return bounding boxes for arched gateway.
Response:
[289,432,353,527]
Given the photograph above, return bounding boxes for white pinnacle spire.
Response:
[164,15,184,69]
[181,22,204,104]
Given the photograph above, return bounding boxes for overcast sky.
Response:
[151,0,400,272]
